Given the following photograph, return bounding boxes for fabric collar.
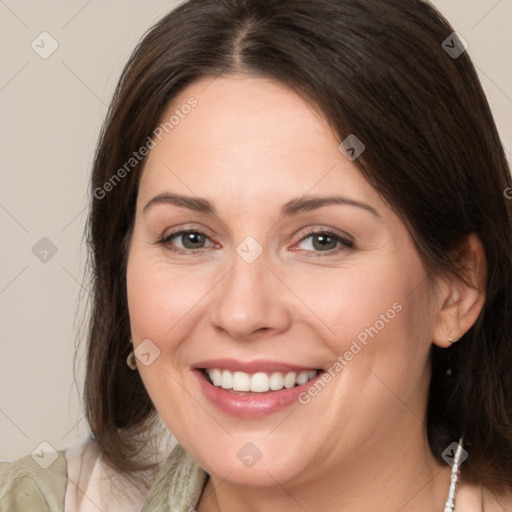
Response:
[141,443,208,512]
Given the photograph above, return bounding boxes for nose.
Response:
[209,249,293,341]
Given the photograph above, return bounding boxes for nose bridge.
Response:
[210,244,291,339]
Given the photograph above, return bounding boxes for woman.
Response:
[2,0,512,510]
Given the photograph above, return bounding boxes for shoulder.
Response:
[0,450,67,512]
[64,435,149,511]
[483,485,512,511]
[65,433,178,512]
[456,479,512,512]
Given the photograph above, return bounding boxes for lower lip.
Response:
[193,369,324,418]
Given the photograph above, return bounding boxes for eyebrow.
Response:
[143,193,380,217]
[143,193,217,215]
[281,196,380,217]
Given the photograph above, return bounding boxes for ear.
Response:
[432,233,487,348]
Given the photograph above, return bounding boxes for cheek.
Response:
[289,268,433,441]
[126,252,211,344]
[286,259,415,352]
[339,267,433,417]
[293,254,433,391]
[125,250,210,433]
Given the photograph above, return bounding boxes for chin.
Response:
[185,437,307,488]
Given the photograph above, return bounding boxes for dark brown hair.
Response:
[83,0,512,494]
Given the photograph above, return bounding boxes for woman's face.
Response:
[126,74,441,487]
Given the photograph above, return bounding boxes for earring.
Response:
[126,338,137,370]
[443,437,464,512]
[446,337,459,376]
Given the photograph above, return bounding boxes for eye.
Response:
[158,229,216,251]
[294,229,353,253]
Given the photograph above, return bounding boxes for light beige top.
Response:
[1,437,510,511]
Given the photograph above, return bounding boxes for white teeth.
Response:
[233,371,250,391]
[220,370,233,389]
[269,372,284,390]
[250,372,269,392]
[210,369,222,386]
[296,371,310,385]
[206,368,317,392]
[283,372,297,388]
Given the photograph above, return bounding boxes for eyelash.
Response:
[156,229,215,255]
[156,228,354,256]
[295,228,354,255]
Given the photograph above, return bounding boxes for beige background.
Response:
[1,1,511,461]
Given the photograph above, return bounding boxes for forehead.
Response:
[138,74,380,210]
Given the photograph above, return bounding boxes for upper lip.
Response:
[193,358,319,374]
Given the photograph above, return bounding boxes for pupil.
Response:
[313,234,336,251]
[183,232,205,249]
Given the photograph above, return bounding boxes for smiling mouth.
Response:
[201,368,320,393]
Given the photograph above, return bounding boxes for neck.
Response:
[197,426,453,512]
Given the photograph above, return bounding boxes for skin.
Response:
[126,74,486,512]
